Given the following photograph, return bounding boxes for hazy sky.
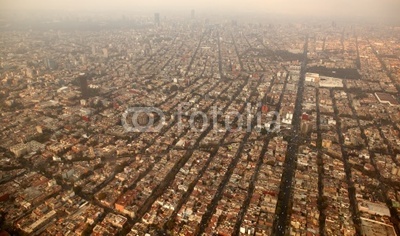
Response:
[1,0,400,19]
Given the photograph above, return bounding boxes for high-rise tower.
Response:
[191,9,195,19]
[78,73,89,98]
[154,13,160,26]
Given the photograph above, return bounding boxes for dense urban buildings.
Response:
[0,13,400,236]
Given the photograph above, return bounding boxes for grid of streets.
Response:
[1,19,400,236]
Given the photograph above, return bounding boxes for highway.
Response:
[271,35,308,236]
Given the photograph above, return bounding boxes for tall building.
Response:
[191,9,195,19]
[102,48,108,58]
[44,58,57,70]
[301,121,313,134]
[78,73,89,98]
[154,13,160,26]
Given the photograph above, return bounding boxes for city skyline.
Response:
[1,0,400,20]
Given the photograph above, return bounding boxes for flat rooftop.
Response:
[375,92,399,106]
[360,217,397,236]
